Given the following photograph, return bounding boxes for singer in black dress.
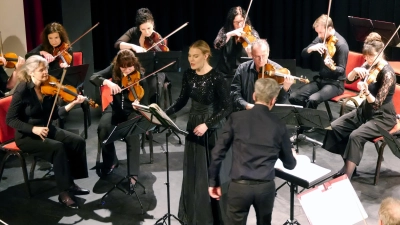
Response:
[165,40,231,224]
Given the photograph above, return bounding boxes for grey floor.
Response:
[1,51,400,225]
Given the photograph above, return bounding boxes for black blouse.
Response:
[165,69,231,128]
[114,27,141,49]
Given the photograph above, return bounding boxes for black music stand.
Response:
[271,104,330,160]
[49,64,91,138]
[99,115,155,214]
[275,164,335,225]
[348,16,400,47]
[133,103,188,225]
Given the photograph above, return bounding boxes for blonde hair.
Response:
[189,40,212,62]
[18,55,48,82]
[379,197,400,225]
[313,14,334,29]
[254,78,280,104]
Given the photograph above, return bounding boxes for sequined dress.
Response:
[166,68,230,224]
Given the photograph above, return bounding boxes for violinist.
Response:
[214,6,260,82]
[26,22,72,71]
[115,8,166,104]
[6,55,89,209]
[0,55,25,97]
[90,49,148,187]
[323,32,396,179]
[231,39,294,112]
[289,15,349,132]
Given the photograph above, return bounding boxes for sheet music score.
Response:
[274,155,331,183]
[298,176,368,225]
[132,103,180,131]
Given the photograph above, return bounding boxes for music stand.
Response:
[133,103,188,225]
[99,115,154,214]
[348,16,400,47]
[271,104,330,160]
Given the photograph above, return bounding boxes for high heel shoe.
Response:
[101,162,120,176]
[58,192,79,209]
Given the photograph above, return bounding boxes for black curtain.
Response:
[81,0,400,70]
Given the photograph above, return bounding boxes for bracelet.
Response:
[365,91,370,97]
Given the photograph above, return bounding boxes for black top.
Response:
[347,62,396,118]
[208,104,297,186]
[90,65,148,118]
[165,68,231,128]
[231,59,290,111]
[214,26,260,76]
[301,32,349,81]
[6,81,68,137]
[0,67,8,97]
[26,44,73,71]
[114,27,141,49]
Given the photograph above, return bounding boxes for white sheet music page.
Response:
[298,176,368,225]
[274,155,331,183]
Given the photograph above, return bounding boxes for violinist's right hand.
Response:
[104,79,122,95]
[32,126,49,140]
[226,27,244,39]
[133,45,147,53]
[15,56,25,70]
[352,67,369,79]
[308,43,327,55]
[40,51,55,63]
[0,56,6,66]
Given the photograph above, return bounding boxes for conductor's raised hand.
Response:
[32,126,49,140]
[208,187,221,200]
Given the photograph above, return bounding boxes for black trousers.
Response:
[15,126,88,191]
[97,107,140,175]
[226,180,276,225]
[289,79,343,109]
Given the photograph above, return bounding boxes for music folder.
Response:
[297,175,368,225]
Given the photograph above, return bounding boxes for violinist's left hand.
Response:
[59,62,70,68]
[282,75,294,91]
[357,81,368,93]
[72,95,86,104]
[193,123,208,136]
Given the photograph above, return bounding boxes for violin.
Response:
[323,35,338,70]
[53,42,72,66]
[258,63,310,84]
[239,24,257,48]
[121,71,145,102]
[41,75,98,108]
[0,52,18,68]
[144,32,169,52]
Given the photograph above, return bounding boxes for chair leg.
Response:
[148,131,154,164]
[0,151,12,182]
[81,102,90,139]
[168,83,172,107]
[15,152,32,197]
[324,101,333,121]
[374,143,386,185]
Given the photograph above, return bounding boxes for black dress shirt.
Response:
[231,59,289,111]
[208,104,297,187]
[114,27,141,49]
[6,81,69,137]
[301,32,349,81]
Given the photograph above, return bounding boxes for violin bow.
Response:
[119,61,175,92]
[322,0,333,46]
[242,0,254,29]
[54,22,100,58]
[46,68,67,129]
[146,22,189,51]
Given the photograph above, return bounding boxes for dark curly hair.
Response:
[223,6,252,32]
[40,22,70,53]
[135,8,154,27]
[112,49,143,81]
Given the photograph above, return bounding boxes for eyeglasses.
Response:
[233,20,244,25]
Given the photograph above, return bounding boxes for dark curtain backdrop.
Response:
[40,0,400,71]
[23,0,44,51]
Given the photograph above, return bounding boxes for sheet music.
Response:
[274,155,331,183]
[298,177,368,225]
[132,103,180,131]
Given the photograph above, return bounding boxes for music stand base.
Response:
[283,219,301,225]
[100,175,146,214]
[155,213,184,225]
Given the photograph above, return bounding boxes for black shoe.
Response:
[68,184,90,195]
[101,162,119,176]
[58,192,79,209]
[332,171,345,179]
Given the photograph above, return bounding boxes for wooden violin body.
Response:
[53,42,72,66]
[121,71,145,101]
[41,75,98,108]
[258,63,310,84]
[239,24,257,48]
[0,52,18,68]
[323,35,338,70]
[144,32,169,52]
